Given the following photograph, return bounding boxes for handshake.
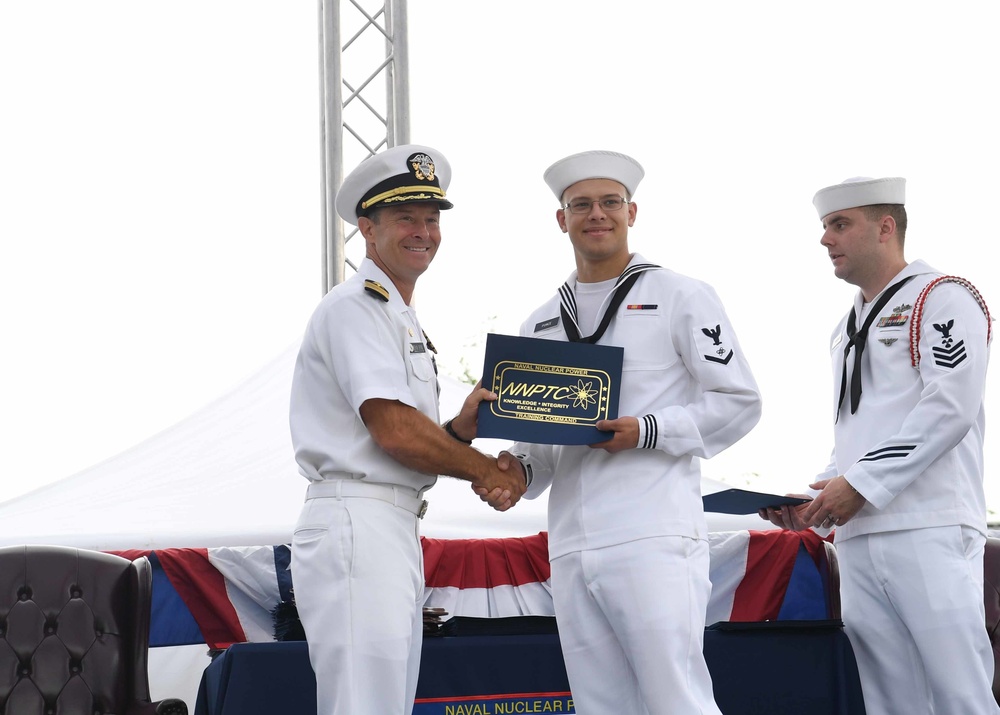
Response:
[471,450,527,512]
[448,380,642,513]
[449,383,527,512]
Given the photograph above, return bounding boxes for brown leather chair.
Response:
[0,544,187,715]
[984,536,1000,705]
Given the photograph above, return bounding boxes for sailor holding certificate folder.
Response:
[761,177,998,715]
[477,150,762,714]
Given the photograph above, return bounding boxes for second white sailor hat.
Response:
[812,176,905,219]
[543,150,645,201]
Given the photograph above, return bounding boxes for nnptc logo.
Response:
[500,379,600,409]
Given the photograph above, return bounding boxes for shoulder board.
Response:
[909,275,992,367]
[364,280,390,302]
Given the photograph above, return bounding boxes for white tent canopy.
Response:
[0,344,551,549]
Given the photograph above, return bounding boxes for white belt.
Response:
[306,479,428,519]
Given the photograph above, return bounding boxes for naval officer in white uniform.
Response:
[289,144,526,715]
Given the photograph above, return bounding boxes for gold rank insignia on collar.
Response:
[364,279,390,302]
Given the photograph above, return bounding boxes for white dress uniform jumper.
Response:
[818,260,997,715]
[512,253,762,714]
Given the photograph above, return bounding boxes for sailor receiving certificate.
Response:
[474,149,762,715]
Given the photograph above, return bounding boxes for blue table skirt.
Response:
[195,620,865,715]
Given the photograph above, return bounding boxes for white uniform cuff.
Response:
[512,453,533,487]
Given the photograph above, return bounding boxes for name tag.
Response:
[534,317,560,332]
[410,342,426,354]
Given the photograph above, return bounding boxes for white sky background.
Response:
[2,1,1000,515]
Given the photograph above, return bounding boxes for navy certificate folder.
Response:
[478,333,624,445]
[702,488,811,515]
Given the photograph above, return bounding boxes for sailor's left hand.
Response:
[801,476,866,530]
[590,416,639,453]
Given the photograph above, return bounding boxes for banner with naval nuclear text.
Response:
[477,334,623,445]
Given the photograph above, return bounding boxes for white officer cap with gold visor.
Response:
[335,144,454,226]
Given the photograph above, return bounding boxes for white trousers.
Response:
[291,495,424,715]
[838,526,999,715]
[551,536,722,715]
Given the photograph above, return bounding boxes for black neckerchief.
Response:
[838,275,915,419]
[559,262,660,343]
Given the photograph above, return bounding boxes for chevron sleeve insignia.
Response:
[932,340,968,368]
[909,276,991,368]
[696,324,734,365]
[704,350,734,365]
[364,280,390,302]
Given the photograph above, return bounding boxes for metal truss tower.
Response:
[318,0,411,293]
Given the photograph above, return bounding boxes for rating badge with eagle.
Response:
[699,324,734,365]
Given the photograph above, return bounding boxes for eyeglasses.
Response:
[561,195,629,214]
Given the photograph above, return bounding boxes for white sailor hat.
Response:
[543,150,645,201]
[812,176,905,219]
[335,144,454,225]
